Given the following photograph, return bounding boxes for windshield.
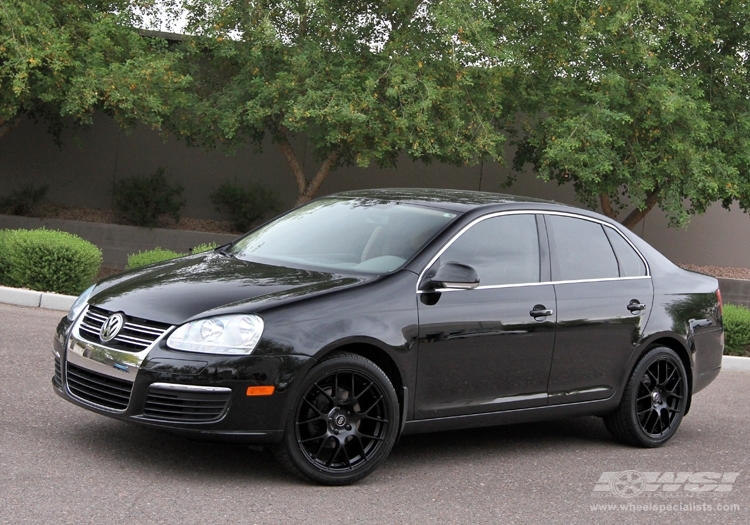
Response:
[231,198,458,274]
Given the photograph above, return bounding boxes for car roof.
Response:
[333,188,572,213]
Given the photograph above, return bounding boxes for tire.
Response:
[274,352,400,485]
[604,346,689,447]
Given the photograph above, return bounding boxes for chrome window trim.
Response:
[416,209,651,293]
[149,383,232,394]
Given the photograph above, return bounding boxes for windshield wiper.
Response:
[216,243,236,258]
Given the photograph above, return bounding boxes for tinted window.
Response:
[438,214,540,286]
[605,227,647,277]
[546,215,618,281]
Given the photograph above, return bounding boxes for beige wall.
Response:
[1,115,749,268]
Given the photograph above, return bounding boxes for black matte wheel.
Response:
[274,353,399,485]
[604,347,689,447]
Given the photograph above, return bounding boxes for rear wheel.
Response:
[274,353,399,485]
[604,346,689,447]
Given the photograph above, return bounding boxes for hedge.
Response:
[126,247,184,270]
[0,228,102,295]
[724,304,750,357]
[125,243,217,270]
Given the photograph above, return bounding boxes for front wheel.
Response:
[274,353,400,485]
[604,346,689,447]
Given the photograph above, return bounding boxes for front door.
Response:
[415,213,556,419]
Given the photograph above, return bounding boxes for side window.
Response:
[546,215,618,281]
[439,214,540,286]
[604,227,647,277]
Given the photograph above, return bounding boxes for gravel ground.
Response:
[678,264,750,280]
[35,203,240,235]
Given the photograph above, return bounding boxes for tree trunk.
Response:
[621,188,660,230]
[0,117,14,139]
[599,193,617,219]
[277,137,339,206]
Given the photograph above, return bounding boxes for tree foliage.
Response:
[510,0,750,228]
[0,0,188,140]
[162,0,513,204]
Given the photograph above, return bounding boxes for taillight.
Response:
[716,289,723,316]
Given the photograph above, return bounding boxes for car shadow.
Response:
[392,416,615,462]
[62,415,616,484]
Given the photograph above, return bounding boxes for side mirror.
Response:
[426,262,480,291]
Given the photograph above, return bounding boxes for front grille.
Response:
[143,386,231,422]
[53,356,62,388]
[66,362,133,411]
[78,306,170,352]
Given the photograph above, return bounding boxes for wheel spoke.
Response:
[297,414,325,425]
[355,382,374,402]
[341,441,353,470]
[313,436,331,460]
[356,436,368,463]
[299,433,327,444]
[637,393,652,401]
[358,433,384,442]
[649,411,662,434]
[362,395,384,415]
[325,439,342,468]
[667,377,682,393]
[362,415,389,423]
[313,381,336,405]
[639,408,654,429]
[662,366,677,387]
[302,397,324,415]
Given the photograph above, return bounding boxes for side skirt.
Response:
[401,396,619,435]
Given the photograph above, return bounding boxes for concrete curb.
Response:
[0,285,75,312]
[722,355,750,372]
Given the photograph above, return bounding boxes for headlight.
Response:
[166,314,264,355]
[67,284,96,322]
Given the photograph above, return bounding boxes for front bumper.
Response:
[52,315,314,445]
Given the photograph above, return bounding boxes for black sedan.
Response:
[52,189,724,485]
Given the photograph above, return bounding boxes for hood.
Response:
[90,252,369,325]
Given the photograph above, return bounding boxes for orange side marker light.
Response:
[246,385,275,396]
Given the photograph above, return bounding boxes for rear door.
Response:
[544,214,653,405]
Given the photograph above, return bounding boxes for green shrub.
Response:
[724,304,750,356]
[0,228,101,295]
[113,168,186,227]
[0,230,10,285]
[0,183,49,216]
[190,242,217,254]
[126,247,184,270]
[210,181,279,232]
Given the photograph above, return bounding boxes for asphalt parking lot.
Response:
[1,303,748,525]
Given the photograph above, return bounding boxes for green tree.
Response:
[0,0,188,141]
[164,0,512,205]
[510,0,750,229]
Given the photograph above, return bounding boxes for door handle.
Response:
[530,305,554,318]
[627,301,647,313]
